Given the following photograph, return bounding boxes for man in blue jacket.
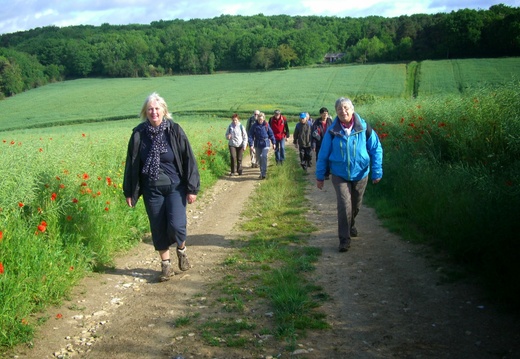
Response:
[316,97,383,252]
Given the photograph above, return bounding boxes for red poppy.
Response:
[18,202,24,208]
[72,198,78,203]
[0,231,3,241]
[66,215,72,221]
[104,207,109,211]
[59,184,65,189]
[39,148,43,152]
[51,193,57,201]
[56,313,63,319]
[0,262,4,274]
[37,224,46,232]
[82,173,89,180]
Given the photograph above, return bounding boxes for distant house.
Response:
[324,53,345,63]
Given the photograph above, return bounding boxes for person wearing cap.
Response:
[293,112,313,172]
[312,107,333,179]
[315,97,383,253]
[246,110,260,168]
[268,110,290,165]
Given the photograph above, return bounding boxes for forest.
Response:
[0,3,519,98]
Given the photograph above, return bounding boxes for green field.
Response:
[1,58,520,349]
[417,58,520,95]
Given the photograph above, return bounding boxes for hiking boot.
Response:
[350,227,358,237]
[177,247,191,271]
[338,242,350,252]
[160,261,174,282]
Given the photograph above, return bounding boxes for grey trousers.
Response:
[331,175,368,245]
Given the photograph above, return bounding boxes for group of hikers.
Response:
[124,92,382,282]
[225,108,334,179]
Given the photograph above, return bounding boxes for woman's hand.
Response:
[126,197,133,207]
[187,194,197,204]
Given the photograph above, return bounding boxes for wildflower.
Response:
[18,202,24,208]
[21,318,28,325]
[10,140,15,145]
[56,313,63,319]
[0,231,3,241]
[51,193,57,201]
[69,266,74,271]
[39,148,43,152]
[82,133,86,137]
[0,262,4,274]
[82,173,89,180]
[66,215,72,221]
[37,224,46,232]
[56,176,61,181]
[59,184,65,189]
[438,122,447,128]
[72,198,78,203]
[104,207,109,211]
[96,191,101,196]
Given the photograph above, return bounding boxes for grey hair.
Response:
[335,97,354,112]
[139,92,173,121]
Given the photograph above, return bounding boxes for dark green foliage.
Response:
[0,6,519,97]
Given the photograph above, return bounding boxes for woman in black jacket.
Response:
[123,92,200,282]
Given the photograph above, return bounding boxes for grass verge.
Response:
[169,149,330,356]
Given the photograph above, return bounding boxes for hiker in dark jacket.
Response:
[123,92,200,282]
[248,112,275,179]
[312,107,333,178]
[293,112,313,172]
[316,97,382,253]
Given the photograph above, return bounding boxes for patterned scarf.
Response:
[142,120,168,181]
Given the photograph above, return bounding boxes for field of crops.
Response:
[0,58,519,348]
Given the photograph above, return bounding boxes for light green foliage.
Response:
[417,58,520,95]
[1,59,520,349]
[0,117,227,348]
[0,64,409,131]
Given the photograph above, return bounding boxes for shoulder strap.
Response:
[365,122,372,140]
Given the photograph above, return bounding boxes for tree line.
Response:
[0,4,519,98]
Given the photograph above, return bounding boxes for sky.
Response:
[0,0,519,35]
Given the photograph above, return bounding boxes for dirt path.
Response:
[7,152,520,359]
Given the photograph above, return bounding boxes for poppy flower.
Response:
[51,193,57,201]
[0,231,3,241]
[0,262,4,274]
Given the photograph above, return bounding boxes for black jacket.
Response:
[123,119,200,206]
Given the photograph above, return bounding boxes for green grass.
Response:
[1,58,520,351]
[172,150,329,353]
[0,117,229,348]
[0,63,411,131]
[417,58,520,95]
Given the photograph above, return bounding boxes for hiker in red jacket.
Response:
[268,110,290,165]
